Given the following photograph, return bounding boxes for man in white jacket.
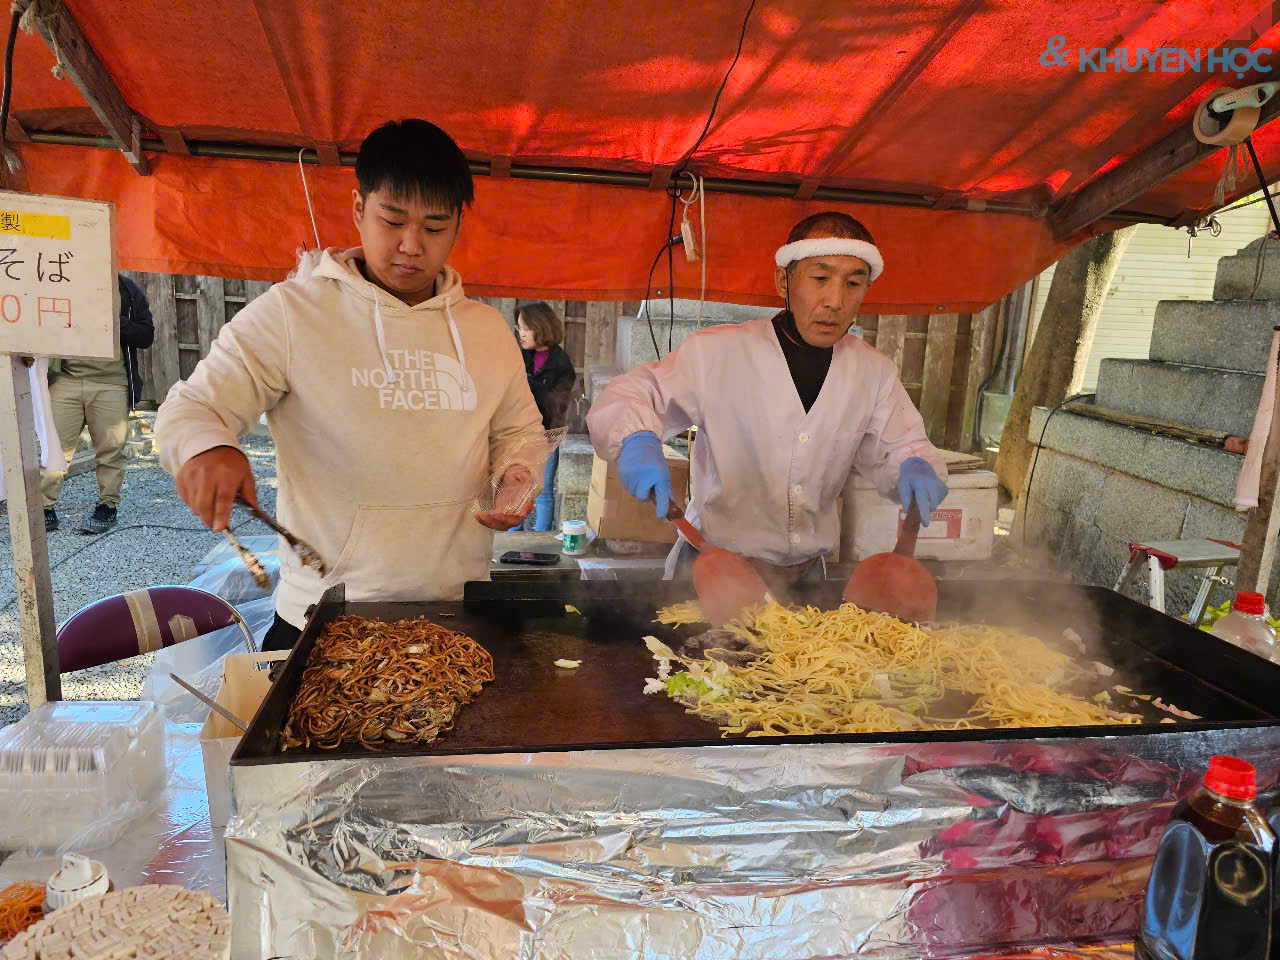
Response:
[157,120,546,649]
[587,212,948,585]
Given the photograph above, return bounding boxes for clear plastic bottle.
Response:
[1209,591,1280,662]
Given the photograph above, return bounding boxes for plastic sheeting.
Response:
[226,724,1280,959]
[9,2,1280,305]
[0,724,224,902]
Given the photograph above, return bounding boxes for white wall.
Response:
[1029,201,1271,390]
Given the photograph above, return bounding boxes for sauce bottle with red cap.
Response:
[1137,755,1276,960]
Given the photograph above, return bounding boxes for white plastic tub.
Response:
[842,469,998,562]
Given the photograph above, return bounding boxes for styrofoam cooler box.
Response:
[843,470,998,561]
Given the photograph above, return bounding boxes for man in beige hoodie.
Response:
[156,119,545,649]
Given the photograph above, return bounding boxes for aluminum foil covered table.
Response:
[226,582,1280,957]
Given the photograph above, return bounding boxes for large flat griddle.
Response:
[232,580,1280,765]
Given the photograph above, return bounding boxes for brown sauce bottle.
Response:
[1137,755,1276,960]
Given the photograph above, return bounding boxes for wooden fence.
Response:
[127,275,1019,453]
[125,271,273,407]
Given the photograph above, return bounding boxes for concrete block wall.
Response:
[1025,405,1279,613]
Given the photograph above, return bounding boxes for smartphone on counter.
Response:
[499,551,561,566]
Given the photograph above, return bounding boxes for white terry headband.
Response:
[775,237,884,281]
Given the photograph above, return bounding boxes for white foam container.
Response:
[0,700,166,851]
[842,469,998,562]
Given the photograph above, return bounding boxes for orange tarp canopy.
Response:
[8,0,1280,310]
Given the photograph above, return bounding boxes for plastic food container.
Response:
[0,700,166,851]
[561,520,589,556]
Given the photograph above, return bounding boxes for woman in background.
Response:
[516,302,576,531]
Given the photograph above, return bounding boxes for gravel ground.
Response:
[0,430,279,726]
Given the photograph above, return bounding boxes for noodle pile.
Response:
[655,600,709,627]
[282,615,494,751]
[0,882,44,940]
[646,601,1142,736]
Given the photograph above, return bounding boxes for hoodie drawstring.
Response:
[444,301,474,394]
[369,283,395,383]
[359,256,471,394]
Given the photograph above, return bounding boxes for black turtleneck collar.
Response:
[771,310,833,413]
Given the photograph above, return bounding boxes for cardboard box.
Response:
[200,650,290,831]
[842,469,998,562]
[587,444,691,543]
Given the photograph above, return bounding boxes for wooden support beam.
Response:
[648,164,673,192]
[157,127,189,155]
[1062,399,1230,446]
[1052,95,1280,241]
[19,0,150,174]
[793,177,820,202]
[314,141,340,166]
[0,355,60,706]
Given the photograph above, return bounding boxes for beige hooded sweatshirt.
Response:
[156,248,545,627]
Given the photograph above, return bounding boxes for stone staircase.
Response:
[1025,233,1280,612]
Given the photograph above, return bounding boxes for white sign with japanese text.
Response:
[0,190,119,360]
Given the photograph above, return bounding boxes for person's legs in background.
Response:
[39,376,89,532]
[533,449,559,531]
[78,380,129,534]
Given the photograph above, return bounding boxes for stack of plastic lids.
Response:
[0,701,166,852]
[1,884,229,959]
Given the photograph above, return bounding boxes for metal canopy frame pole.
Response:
[0,353,60,706]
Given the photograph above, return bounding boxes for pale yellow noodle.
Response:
[655,600,706,627]
[654,601,1143,736]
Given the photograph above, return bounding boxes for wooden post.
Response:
[877,315,908,375]
[959,303,998,450]
[196,276,225,357]
[0,355,60,706]
[17,0,151,175]
[584,300,619,392]
[144,273,180,402]
[919,313,959,445]
[1238,328,1280,594]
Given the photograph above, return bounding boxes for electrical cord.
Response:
[666,188,677,354]
[641,232,683,358]
[0,517,257,615]
[1021,392,1093,549]
[644,0,755,358]
[671,0,757,174]
[0,10,19,173]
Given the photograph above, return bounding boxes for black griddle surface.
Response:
[232,581,1280,765]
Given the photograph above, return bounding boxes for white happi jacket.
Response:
[586,316,948,574]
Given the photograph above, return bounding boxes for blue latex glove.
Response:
[897,457,948,527]
[617,431,672,518]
